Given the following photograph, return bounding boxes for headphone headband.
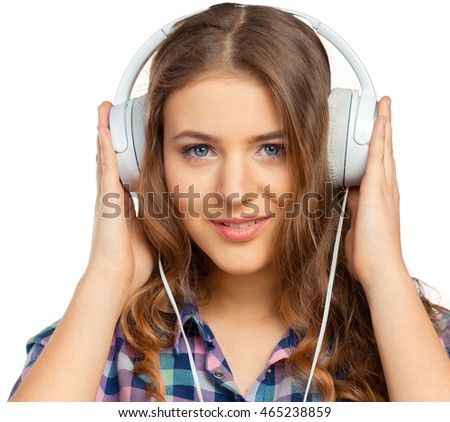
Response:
[114,8,377,102]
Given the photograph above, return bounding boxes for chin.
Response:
[209,251,271,276]
[188,229,274,276]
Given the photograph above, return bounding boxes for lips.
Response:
[211,217,270,242]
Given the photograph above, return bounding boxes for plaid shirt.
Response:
[10,302,450,402]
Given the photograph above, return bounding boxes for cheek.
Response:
[265,171,293,221]
[271,171,292,206]
[164,160,210,216]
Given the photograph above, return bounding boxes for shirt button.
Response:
[212,369,225,379]
[265,367,272,376]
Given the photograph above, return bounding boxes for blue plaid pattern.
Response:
[9,302,450,402]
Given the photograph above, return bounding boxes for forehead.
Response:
[163,74,282,138]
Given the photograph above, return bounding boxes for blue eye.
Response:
[258,143,285,158]
[264,144,280,156]
[181,144,214,160]
[191,145,210,157]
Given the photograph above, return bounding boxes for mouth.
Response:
[221,220,261,229]
[211,217,270,242]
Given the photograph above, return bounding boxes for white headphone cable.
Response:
[303,186,349,401]
[158,254,204,402]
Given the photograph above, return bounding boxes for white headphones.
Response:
[109,7,378,192]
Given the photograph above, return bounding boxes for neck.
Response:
[198,263,280,324]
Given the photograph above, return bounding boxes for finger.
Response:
[97,102,124,198]
[368,97,390,162]
[97,101,113,173]
[381,99,397,184]
[365,114,387,176]
[97,125,123,195]
[376,97,397,184]
[378,96,393,157]
[96,133,102,201]
[98,101,113,127]
[378,96,391,122]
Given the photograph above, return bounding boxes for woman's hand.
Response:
[9,102,155,401]
[85,101,154,301]
[343,97,450,401]
[344,96,409,290]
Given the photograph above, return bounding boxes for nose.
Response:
[215,152,258,211]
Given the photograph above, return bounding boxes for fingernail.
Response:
[388,98,392,108]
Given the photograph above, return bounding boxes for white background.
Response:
[1,0,449,402]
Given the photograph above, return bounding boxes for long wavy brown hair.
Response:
[120,3,447,401]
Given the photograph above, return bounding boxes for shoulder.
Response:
[10,319,148,401]
[94,322,149,401]
[9,320,60,398]
[432,309,450,358]
[24,319,60,362]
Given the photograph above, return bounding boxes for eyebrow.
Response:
[171,130,285,143]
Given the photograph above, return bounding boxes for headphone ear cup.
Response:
[109,94,147,193]
[130,95,147,174]
[328,88,353,188]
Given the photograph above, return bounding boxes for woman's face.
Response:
[163,74,291,275]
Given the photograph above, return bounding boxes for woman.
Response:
[9,3,450,402]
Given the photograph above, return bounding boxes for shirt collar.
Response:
[268,328,299,365]
[173,300,214,355]
[172,299,300,362]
